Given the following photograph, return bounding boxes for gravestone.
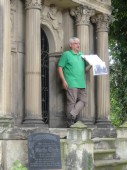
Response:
[28,133,62,170]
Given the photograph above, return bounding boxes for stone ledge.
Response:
[0,126,49,140]
[95,159,127,167]
[72,0,112,15]
[91,127,117,138]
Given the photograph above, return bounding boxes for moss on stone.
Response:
[119,122,127,128]
[70,121,88,129]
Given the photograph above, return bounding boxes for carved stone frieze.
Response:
[10,0,16,42]
[91,13,111,32]
[25,0,42,10]
[10,12,15,40]
[70,6,95,25]
[41,5,63,49]
[10,0,16,11]
[72,0,112,15]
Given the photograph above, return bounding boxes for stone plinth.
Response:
[116,122,127,159]
[61,121,94,170]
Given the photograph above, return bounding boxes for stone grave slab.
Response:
[28,133,61,170]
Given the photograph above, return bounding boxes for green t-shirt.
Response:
[58,50,87,88]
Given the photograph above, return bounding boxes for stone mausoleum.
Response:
[3,0,127,170]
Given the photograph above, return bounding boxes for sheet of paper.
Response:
[82,55,108,75]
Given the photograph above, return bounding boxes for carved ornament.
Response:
[25,0,42,10]
[72,0,112,15]
[91,14,111,32]
[70,6,95,25]
[10,0,16,11]
[41,5,63,42]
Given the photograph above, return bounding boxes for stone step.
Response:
[95,159,127,170]
[93,138,115,150]
[94,149,116,160]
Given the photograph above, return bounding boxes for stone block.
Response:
[62,140,94,170]
[117,122,127,138]
[116,122,127,159]
[3,140,28,170]
[67,121,91,140]
[115,139,127,159]
[61,121,94,170]
[0,141,3,170]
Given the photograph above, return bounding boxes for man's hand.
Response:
[57,67,68,90]
[86,65,92,72]
[62,80,68,90]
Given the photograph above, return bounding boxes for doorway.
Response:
[41,28,49,124]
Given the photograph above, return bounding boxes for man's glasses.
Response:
[73,42,80,45]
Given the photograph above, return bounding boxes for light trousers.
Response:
[66,88,87,118]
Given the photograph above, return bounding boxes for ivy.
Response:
[109,0,127,127]
[10,160,27,170]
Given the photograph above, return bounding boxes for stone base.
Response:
[0,116,13,127]
[23,119,47,127]
[0,126,49,140]
[96,119,112,128]
[78,118,95,128]
[91,126,117,138]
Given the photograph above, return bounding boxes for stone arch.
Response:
[41,5,63,53]
[41,24,56,53]
[41,22,63,53]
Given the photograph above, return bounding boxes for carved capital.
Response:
[91,14,111,32]
[25,0,42,10]
[10,0,16,11]
[70,6,95,25]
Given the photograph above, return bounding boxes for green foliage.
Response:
[109,0,127,127]
[10,160,27,170]
[88,154,93,170]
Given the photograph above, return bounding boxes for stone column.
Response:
[70,6,95,125]
[24,0,42,124]
[91,14,111,126]
[0,0,12,125]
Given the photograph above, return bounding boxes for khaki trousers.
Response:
[66,88,87,118]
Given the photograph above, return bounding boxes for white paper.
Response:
[82,55,108,76]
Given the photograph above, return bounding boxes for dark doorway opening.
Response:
[41,28,49,124]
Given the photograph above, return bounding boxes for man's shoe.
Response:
[66,118,74,128]
[67,113,75,120]
[66,113,75,128]
[74,114,80,123]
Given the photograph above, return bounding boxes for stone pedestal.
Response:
[116,122,127,159]
[61,121,94,170]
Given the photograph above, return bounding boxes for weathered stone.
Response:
[3,140,28,170]
[0,0,114,169]
[116,122,127,159]
[62,121,94,170]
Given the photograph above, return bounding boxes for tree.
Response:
[109,0,127,126]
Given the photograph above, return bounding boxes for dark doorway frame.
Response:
[41,28,49,124]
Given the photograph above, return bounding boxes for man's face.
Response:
[70,39,80,53]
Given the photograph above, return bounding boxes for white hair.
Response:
[69,37,80,44]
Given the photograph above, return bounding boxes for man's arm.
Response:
[57,67,68,90]
[86,65,92,72]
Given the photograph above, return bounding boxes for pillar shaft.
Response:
[24,0,42,123]
[91,14,111,126]
[70,6,95,125]
[77,26,89,53]
[0,0,12,123]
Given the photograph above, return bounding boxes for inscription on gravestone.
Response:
[28,133,62,170]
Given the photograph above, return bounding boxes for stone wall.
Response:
[0,122,94,170]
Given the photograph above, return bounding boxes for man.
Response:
[57,37,92,127]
